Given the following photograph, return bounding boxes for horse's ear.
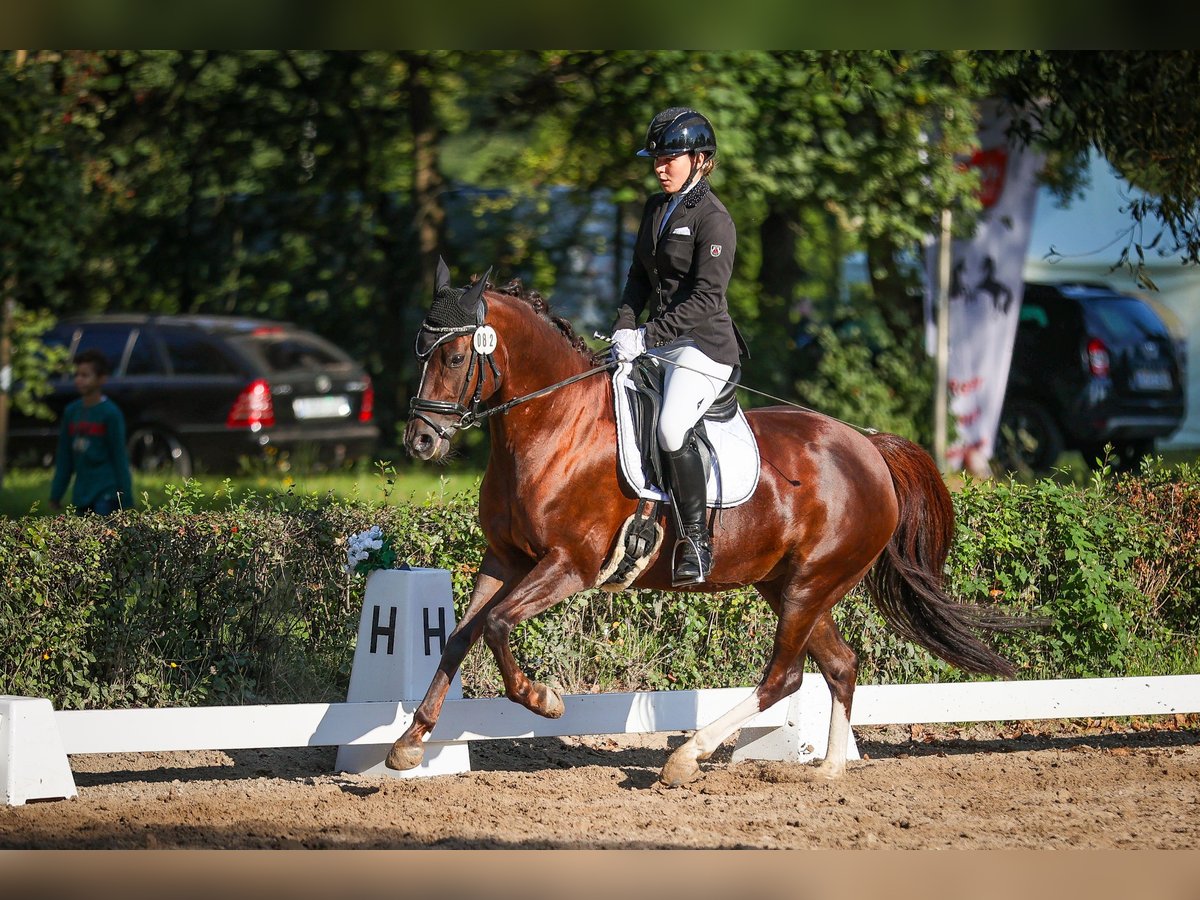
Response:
[460,266,492,323]
[435,256,451,295]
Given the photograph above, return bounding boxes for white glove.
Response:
[611,327,646,362]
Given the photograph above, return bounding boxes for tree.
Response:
[999,50,1200,286]
[0,50,109,483]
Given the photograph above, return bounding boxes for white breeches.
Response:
[649,341,735,452]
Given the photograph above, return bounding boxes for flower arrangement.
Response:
[344,525,399,575]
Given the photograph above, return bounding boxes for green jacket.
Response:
[50,397,134,510]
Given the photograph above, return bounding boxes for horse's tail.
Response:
[863,432,1026,678]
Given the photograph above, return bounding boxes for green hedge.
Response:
[3,464,1198,710]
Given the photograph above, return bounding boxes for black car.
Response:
[996,282,1186,472]
[8,313,380,476]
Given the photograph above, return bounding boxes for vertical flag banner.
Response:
[926,102,1044,475]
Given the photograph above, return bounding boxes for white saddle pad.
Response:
[612,362,760,509]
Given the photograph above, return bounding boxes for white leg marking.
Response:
[816,698,850,777]
[690,690,769,760]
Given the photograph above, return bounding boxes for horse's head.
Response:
[405,258,500,460]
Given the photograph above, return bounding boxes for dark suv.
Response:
[8,313,380,476]
[996,282,1186,472]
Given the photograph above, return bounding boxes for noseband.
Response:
[409,317,502,439]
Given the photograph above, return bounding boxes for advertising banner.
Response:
[926,102,1044,475]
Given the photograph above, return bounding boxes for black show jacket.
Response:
[613,181,746,367]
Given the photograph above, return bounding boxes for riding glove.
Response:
[611,327,646,362]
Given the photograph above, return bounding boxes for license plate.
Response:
[293,395,351,419]
[1131,369,1172,391]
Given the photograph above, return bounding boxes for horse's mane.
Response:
[491,277,604,363]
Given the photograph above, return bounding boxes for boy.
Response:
[49,349,134,515]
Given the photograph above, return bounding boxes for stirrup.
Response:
[671,533,711,587]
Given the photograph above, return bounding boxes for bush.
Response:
[2,461,1198,710]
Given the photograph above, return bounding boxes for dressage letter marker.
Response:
[335,567,471,778]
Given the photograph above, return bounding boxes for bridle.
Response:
[408,319,503,439]
[408,298,616,440]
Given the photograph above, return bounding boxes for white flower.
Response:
[344,525,393,574]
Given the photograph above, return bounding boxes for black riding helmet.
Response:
[637,107,717,159]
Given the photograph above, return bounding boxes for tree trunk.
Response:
[757,205,805,308]
[407,53,444,300]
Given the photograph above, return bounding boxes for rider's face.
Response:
[654,152,700,194]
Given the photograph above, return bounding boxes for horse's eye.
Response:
[448,353,467,368]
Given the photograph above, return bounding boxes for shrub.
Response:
[2,462,1197,710]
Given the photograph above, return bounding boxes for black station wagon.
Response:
[8,313,380,476]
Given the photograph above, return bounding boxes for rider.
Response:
[611,107,747,587]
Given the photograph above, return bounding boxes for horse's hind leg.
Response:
[660,575,866,787]
[807,612,858,778]
[660,578,816,786]
[386,555,522,770]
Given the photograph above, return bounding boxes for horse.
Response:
[390,260,1023,786]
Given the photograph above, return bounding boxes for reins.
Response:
[463,361,617,427]
[410,316,617,436]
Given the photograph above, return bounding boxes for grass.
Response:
[0,459,484,517]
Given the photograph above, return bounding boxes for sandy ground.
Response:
[3,717,1198,850]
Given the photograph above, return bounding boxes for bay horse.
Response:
[391,261,1021,786]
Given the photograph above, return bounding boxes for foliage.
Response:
[5,305,70,421]
[3,461,1197,710]
[793,288,937,445]
[999,51,1200,282]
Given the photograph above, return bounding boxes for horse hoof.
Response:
[814,761,846,780]
[659,750,703,787]
[385,740,425,771]
[531,682,565,719]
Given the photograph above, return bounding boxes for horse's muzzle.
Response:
[404,419,449,461]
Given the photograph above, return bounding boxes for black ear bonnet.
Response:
[417,257,492,357]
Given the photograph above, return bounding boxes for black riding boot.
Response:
[663,437,712,586]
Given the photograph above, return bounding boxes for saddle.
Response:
[596,356,760,591]
[626,356,741,495]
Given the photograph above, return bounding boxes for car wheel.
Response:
[995,402,1064,473]
[128,427,193,478]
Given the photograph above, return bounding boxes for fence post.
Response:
[1,695,77,806]
[731,679,860,765]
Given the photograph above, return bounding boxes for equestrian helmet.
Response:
[637,107,717,158]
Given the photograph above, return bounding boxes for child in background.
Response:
[49,348,134,515]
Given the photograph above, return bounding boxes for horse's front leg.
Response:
[386,554,524,771]
[481,549,589,720]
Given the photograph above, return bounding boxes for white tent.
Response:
[1024,153,1200,448]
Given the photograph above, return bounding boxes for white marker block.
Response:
[1,695,77,806]
[731,679,860,765]
[335,567,471,778]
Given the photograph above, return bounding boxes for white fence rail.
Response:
[48,675,1200,754]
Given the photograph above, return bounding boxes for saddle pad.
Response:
[612,363,760,509]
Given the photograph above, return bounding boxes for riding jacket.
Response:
[614,179,747,367]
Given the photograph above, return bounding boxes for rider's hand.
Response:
[611,327,646,362]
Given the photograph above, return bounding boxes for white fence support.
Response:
[1,695,77,806]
